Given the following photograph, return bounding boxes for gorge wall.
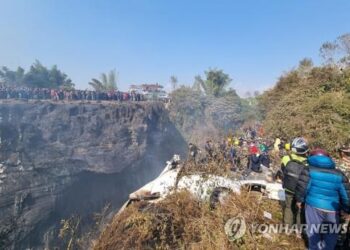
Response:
[0,101,187,249]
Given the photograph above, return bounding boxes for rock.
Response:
[0,101,186,249]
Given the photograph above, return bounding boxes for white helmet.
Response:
[291,137,309,155]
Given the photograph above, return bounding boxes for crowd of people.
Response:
[187,128,350,250]
[0,86,145,102]
[188,126,271,174]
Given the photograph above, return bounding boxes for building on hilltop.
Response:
[129,83,169,101]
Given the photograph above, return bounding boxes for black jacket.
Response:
[282,158,307,194]
[248,154,261,172]
[259,153,270,168]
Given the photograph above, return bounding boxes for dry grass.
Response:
[94,189,305,250]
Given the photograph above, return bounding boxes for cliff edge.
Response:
[0,101,186,249]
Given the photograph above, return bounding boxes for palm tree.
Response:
[88,78,104,92]
[89,69,118,91]
[170,75,178,91]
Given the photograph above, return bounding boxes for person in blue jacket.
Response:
[295,148,350,250]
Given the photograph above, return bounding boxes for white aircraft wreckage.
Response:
[119,155,285,213]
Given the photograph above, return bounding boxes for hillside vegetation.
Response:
[259,62,350,152]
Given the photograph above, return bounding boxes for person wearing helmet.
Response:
[295,149,350,250]
[281,137,309,227]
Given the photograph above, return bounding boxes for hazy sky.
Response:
[0,0,349,95]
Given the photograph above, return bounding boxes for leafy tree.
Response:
[0,66,25,86]
[297,58,314,77]
[192,75,203,92]
[245,91,252,98]
[320,42,338,65]
[205,90,244,132]
[170,75,178,91]
[24,60,74,88]
[195,69,232,97]
[168,85,254,143]
[298,58,313,69]
[89,70,118,91]
[338,33,350,66]
[0,60,74,89]
[320,33,350,67]
[169,86,206,132]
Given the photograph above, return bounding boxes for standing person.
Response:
[295,149,350,250]
[281,137,309,227]
[188,143,199,163]
[274,137,281,153]
[205,140,214,159]
[229,145,237,171]
[227,134,233,147]
[251,129,257,140]
[259,143,270,172]
[219,139,227,161]
[247,144,261,173]
[258,126,265,138]
[238,137,244,147]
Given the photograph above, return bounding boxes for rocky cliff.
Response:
[0,101,186,249]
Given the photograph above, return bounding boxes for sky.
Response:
[0,0,349,95]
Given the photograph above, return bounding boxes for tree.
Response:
[170,75,178,91]
[245,91,252,98]
[195,69,232,97]
[298,58,313,69]
[88,78,104,92]
[253,90,260,97]
[337,33,350,66]
[0,66,25,86]
[320,42,338,64]
[25,60,74,88]
[89,69,118,91]
[298,58,314,77]
[192,75,204,92]
[205,90,244,132]
[320,33,350,67]
[0,61,74,89]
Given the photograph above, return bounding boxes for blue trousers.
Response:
[305,205,339,250]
